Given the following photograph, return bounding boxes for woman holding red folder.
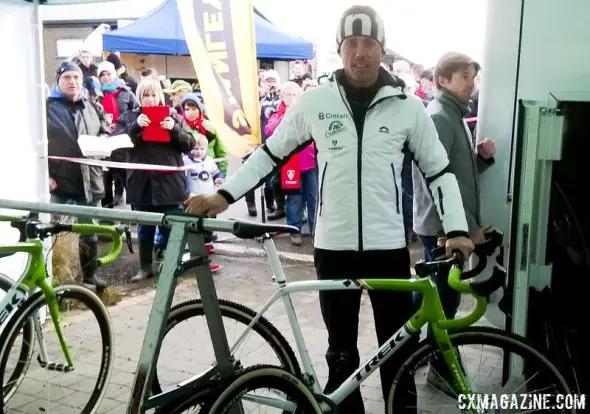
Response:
[114,79,195,282]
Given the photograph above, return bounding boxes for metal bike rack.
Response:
[0,199,240,413]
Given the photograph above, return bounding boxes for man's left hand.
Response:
[477,137,496,159]
[160,117,175,130]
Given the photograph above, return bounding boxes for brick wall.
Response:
[42,25,94,86]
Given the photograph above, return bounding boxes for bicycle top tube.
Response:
[0,213,130,267]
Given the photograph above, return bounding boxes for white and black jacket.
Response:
[219,71,469,251]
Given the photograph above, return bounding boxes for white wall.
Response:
[479,0,590,234]
[0,1,50,280]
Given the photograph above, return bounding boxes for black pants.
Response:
[315,248,418,413]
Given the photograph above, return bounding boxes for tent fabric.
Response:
[102,0,313,60]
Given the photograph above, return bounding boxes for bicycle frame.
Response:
[0,238,73,367]
[230,236,488,411]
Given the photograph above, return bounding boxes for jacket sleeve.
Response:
[264,113,280,137]
[204,120,229,173]
[170,111,196,153]
[219,100,313,203]
[408,101,469,238]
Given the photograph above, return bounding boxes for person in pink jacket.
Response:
[265,81,318,246]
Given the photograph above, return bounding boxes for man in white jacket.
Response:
[186,5,474,412]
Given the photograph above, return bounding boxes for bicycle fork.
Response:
[36,280,74,372]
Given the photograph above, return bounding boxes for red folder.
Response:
[142,106,171,142]
[281,153,301,190]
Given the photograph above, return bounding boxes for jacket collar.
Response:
[330,67,407,105]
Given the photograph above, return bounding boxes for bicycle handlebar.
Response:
[0,214,132,266]
[413,229,506,298]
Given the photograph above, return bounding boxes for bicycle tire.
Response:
[0,272,34,403]
[151,298,300,398]
[387,326,574,413]
[207,365,322,414]
[0,285,114,414]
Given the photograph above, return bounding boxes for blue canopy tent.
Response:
[102,0,313,60]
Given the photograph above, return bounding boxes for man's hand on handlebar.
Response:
[185,193,229,217]
[445,236,474,262]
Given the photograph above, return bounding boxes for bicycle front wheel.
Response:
[152,299,300,399]
[0,273,34,403]
[0,285,114,414]
[387,326,575,413]
[207,365,322,414]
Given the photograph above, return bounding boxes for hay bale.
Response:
[51,233,79,285]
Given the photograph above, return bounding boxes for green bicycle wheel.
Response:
[0,272,34,403]
[0,285,114,414]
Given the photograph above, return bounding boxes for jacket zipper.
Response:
[319,162,328,216]
[334,81,398,251]
[391,164,400,214]
[437,187,445,215]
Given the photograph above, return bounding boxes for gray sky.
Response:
[255,0,488,67]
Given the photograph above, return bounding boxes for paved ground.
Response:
[4,254,503,414]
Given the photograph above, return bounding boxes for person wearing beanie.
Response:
[46,60,112,289]
[106,53,138,93]
[83,76,102,103]
[97,60,138,208]
[186,6,474,412]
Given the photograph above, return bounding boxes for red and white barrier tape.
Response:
[45,156,230,172]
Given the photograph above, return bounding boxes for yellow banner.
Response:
[177,0,261,158]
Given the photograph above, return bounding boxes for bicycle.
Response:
[0,212,131,413]
[179,227,574,413]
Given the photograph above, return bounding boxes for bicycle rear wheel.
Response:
[387,326,575,413]
[0,272,34,403]
[0,285,114,414]
[206,365,322,414]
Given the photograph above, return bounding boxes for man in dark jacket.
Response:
[77,50,97,79]
[47,61,111,288]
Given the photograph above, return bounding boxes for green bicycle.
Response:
[0,213,129,413]
[196,228,577,413]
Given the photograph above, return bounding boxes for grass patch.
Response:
[96,285,124,306]
[51,233,79,285]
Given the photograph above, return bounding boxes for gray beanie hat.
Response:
[336,6,386,53]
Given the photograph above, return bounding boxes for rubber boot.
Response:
[131,240,155,283]
[79,241,107,289]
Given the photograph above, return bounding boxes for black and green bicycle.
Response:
[0,213,130,413]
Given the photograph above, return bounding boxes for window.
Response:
[56,39,83,58]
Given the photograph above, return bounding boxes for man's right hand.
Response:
[49,177,57,192]
[184,193,229,217]
[137,114,150,128]
[445,236,474,262]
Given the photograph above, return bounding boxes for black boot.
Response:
[79,241,107,289]
[267,196,286,220]
[246,202,257,217]
[264,187,276,212]
[132,240,155,282]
